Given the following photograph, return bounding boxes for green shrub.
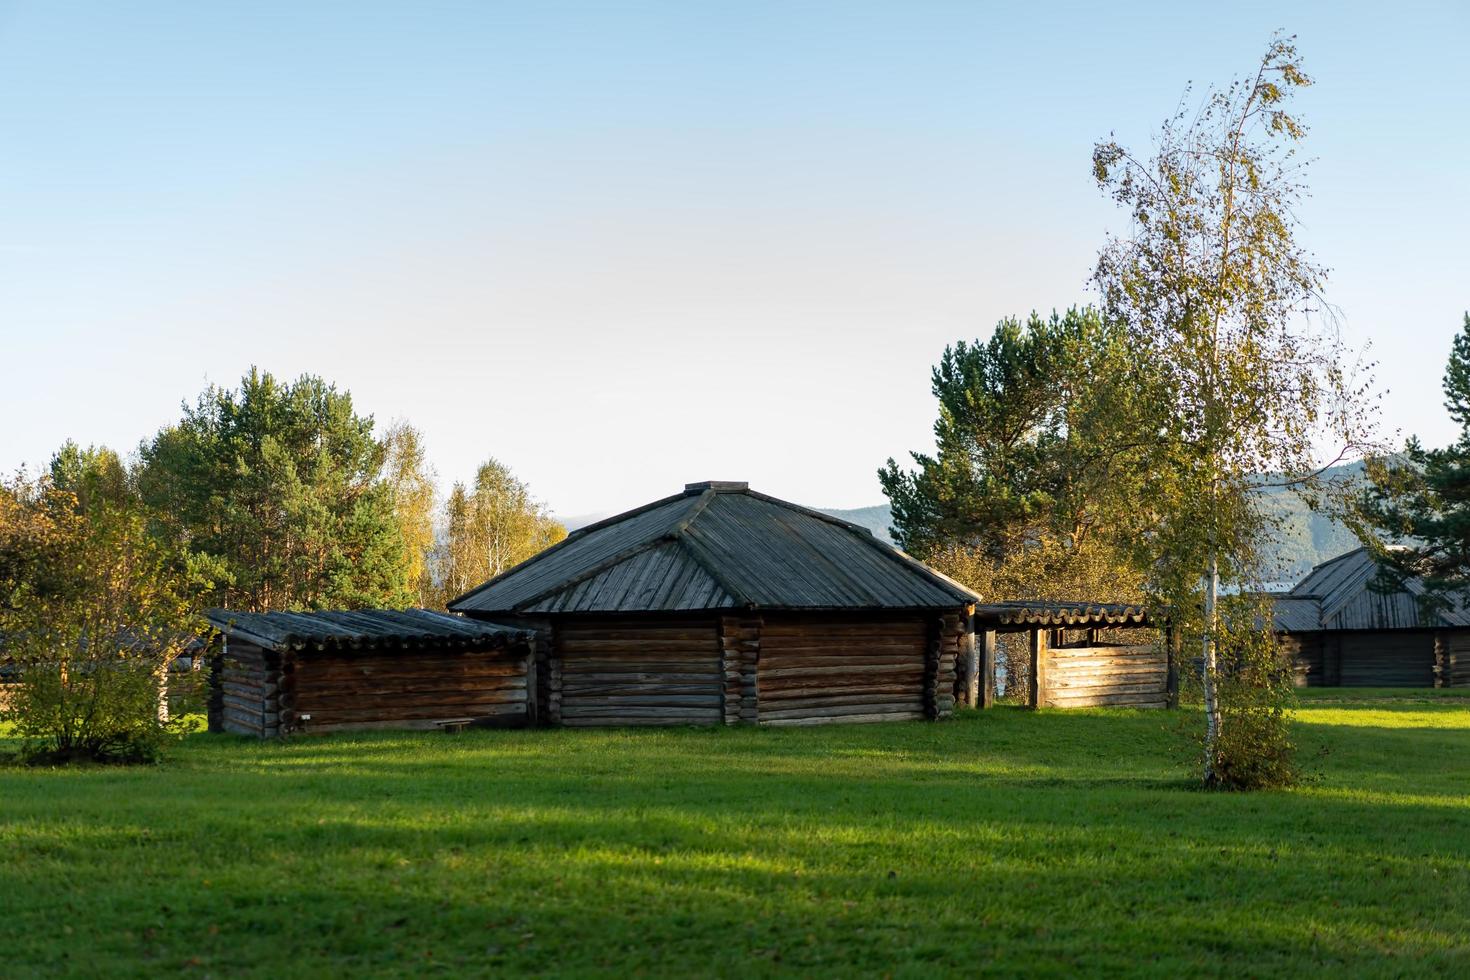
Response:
[1,472,206,765]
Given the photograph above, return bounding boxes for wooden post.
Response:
[1028,628,1048,709]
[1434,631,1448,689]
[1165,626,1180,709]
[979,629,997,709]
[960,607,979,707]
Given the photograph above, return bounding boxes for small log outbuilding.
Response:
[449,481,978,726]
[1274,548,1470,687]
[969,602,1167,709]
[205,609,534,736]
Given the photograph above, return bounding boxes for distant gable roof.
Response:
[1274,547,1470,631]
[206,608,531,653]
[449,481,977,615]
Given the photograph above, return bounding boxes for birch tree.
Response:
[1092,35,1376,786]
[382,421,438,605]
[433,459,566,606]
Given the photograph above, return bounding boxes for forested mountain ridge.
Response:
[821,461,1368,583]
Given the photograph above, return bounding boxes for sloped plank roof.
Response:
[1278,547,1470,631]
[206,608,532,653]
[1270,595,1323,632]
[450,481,977,615]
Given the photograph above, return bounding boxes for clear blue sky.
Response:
[2,1,1466,517]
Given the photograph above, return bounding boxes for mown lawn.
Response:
[2,690,1467,977]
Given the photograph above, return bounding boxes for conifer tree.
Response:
[1365,313,1470,611]
[137,368,411,612]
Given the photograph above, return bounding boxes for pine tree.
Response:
[137,368,411,612]
[1365,313,1470,611]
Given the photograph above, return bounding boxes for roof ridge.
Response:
[672,528,753,607]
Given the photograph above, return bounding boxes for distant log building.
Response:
[1274,548,1470,688]
[449,481,977,726]
[205,610,534,736]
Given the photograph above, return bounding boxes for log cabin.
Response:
[204,609,535,736]
[448,481,978,726]
[1273,547,1470,687]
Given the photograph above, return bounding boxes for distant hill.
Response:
[818,505,896,544]
[819,461,1369,584]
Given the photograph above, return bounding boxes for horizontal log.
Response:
[759,622,926,635]
[287,701,529,725]
[759,701,925,721]
[760,693,924,711]
[560,660,720,673]
[1044,680,1167,697]
[761,710,925,727]
[295,688,528,711]
[301,712,531,733]
[560,717,719,727]
[221,678,275,699]
[560,694,723,708]
[556,670,721,684]
[759,683,920,701]
[760,664,925,680]
[1047,665,1167,680]
[1046,692,1167,708]
[560,682,718,696]
[760,640,926,653]
[556,628,716,643]
[295,660,526,682]
[757,654,923,668]
[558,639,719,654]
[557,706,722,720]
[221,691,271,715]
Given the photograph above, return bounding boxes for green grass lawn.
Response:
[3,690,1467,977]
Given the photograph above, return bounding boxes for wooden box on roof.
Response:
[449,481,977,726]
[205,609,535,736]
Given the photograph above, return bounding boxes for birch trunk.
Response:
[1202,548,1221,783]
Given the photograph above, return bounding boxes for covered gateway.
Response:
[449,481,977,726]
[1273,548,1470,687]
[205,609,535,736]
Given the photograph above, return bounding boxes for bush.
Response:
[5,657,186,765]
[1,472,206,765]
[1176,597,1301,790]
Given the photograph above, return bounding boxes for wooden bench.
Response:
[434,717,476,733]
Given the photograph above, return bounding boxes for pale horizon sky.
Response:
[2,2,1467,517]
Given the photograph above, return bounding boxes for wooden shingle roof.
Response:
[973,601,1151,629]
[449,481,977,615]
[206,608,532,653]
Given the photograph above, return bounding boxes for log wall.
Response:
[1039,642,1169,709]
[210,639,532,736]
[1441,631,1470,688]
[215,640,282,737]
[286,647,530,732]
[553,619,723,726]
[1338,632,1435,687]
[1283,633,1325,687]
[756,615,930,726]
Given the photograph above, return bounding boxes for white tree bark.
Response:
[1202,548,1221,783]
